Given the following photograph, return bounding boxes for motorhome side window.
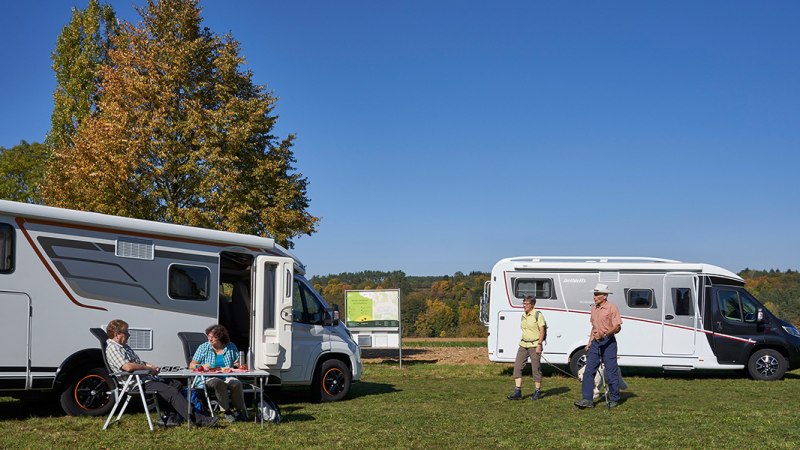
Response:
[0,224,13,273]
[292,280,325,325]
[671,288,694,316]
[717,289,758,323]
[513,278,554,300]
[168,265,210,300]
[625,289,655,308]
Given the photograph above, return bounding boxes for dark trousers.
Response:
[145,379,193,421]
[582,336,620,402]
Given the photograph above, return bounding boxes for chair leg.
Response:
[134,375,154,432]
[104,376,135,430]
[203,382,215,417]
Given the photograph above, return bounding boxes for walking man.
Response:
[575,283,622,409]
[507,295,546,400]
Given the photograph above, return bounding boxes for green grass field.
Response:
[2,355,799,449]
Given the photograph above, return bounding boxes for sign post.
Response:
[344,289,402,367]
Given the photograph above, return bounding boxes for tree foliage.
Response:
[48,0,117,150]
[414,299,455,337]
[0,141,49,203]
[43,0,317,247]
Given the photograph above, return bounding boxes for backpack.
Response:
[535,310,547,344]
[258,395,282,424]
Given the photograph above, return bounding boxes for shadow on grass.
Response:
[348,381,400,399]
[542,386,571,398]
[0,396,65,420]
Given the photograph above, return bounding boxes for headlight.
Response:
[782,325,800,338]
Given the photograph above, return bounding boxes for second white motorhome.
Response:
[480,256,800,380]
[0,200,361,415]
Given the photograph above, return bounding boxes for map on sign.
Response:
[345,290,400,328]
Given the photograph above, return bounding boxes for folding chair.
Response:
[89,328,161,431]
[177,332,218,415]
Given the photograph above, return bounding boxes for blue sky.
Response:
[1,1,798,277]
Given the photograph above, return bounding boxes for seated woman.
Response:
[190,324,246,422]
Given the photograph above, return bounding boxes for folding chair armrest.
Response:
[112,369,151,378]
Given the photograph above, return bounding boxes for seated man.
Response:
[105,319,218,428]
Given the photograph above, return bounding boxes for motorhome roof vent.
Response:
[599,272,620,283]
[116,238,154,260]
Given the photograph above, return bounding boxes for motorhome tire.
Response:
[315,359,351,402]
[747,349,787,381]
[59,367,114,416]
[569,349,587,377]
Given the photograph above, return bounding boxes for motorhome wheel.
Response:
[316,359,351,402]
[60,368,114,416]
[569,349,588,377]
[747,349,787,381]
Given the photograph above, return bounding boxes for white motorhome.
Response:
[480,256,800,380]
[0,200,361,415]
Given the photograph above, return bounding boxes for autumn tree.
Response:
[48,0,117,150]
[0,141,49,203]
[456,302,487,338]
[42,0,318,247]
[414,299,455,337]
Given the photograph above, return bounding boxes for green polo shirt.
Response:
[519,308,546,348]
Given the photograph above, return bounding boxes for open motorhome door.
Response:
[252,255,294,370]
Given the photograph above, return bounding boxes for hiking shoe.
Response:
[574,399,594,409]
[506,390,522,400]
[196,415,220,428]
[607,401,619,409]
[157,413,182,428]
[166,413,183,427]
[530,390,542,400]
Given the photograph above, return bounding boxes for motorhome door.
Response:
[661,273,698,355]
[252,255,294,370]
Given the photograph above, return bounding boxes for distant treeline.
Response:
[311,268,800,337]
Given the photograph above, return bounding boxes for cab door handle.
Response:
[665,315,674,320]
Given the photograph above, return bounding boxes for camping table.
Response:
[158,369,270,428]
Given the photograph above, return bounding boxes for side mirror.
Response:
[757,308,765,323]
[324,304,340,326]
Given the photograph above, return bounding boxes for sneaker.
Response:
[223,411,237,423]
[607,401,619,409]
[574,399,594,409]
[530,390,542,400]
[506,390,522,400]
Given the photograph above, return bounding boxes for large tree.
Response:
[43,0,318,247]
[48,0,117,150]
[0,141,49,203]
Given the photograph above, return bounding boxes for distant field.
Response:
[2,352,798,449]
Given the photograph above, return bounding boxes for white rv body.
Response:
[0,200,361,415]
[480,256,800,379]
